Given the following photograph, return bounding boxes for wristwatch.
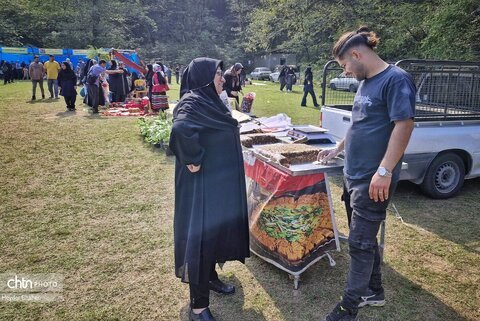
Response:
[377,167,392,177]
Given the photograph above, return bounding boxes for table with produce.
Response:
[239,116,344,289]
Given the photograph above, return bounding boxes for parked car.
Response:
[269,65,300,84]
[250,67,272,80]
[269,70,280,82]
[329,73,359,92]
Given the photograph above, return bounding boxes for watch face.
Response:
[378,167,386,176]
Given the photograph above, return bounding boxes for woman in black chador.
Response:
[301,66,320,107]
[57,61,77,111]
[169,57,250,321]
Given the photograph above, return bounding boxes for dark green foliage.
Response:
[1,0,478,67]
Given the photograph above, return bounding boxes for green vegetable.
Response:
[137,113,173,145]
[257,205,323,242]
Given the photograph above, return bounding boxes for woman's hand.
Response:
[186,164,201,173]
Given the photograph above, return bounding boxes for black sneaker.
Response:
[324,303,358,321]
[358,288,385,308]
[31,96,36,101]
[42,94,45,99]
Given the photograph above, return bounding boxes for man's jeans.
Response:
[32,80,45,97]
[47,79,58,98]
[341,177,398,312]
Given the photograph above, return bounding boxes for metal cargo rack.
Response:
[321,59,480,122]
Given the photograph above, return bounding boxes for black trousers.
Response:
[64,95,76,109]
[189,265,219,309]
[87,84,99,110]
[301,84,319,106]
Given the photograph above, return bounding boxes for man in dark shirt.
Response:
[317,27,416,321]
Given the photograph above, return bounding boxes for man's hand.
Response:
[369,173,391,202]
[117,69,124,74]
[186,164,201,173]
[231,91,238,96]
[317,148,339,165]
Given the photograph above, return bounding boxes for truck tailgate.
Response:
[321,106,352,141]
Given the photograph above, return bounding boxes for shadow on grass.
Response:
[178,276,268,321]
[55,111,77,118]
[389,178,480,250]
[326,176,480,251]
[243,248,469,321]
[25,99,47,104]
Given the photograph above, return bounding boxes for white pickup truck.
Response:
[320,60,480,199]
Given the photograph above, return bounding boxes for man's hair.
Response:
[99,59,107,65]
[332,26,380,58]
[49,55,54,58]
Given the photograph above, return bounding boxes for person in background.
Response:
[279,65,287,91]
[76,59,86,85]
[3,61,13,84]
[317,26,415,321]
[29,55,45,100]
[118,61,130,101]
[108,60,127,103]
[179,64,185,84]
[223,63,243,105]
[129,71,139,97]
[82,59,96,105]
[285,66,295,92]
[150,63,168,111]
[58,61,77,111]
[301,66,320,107]
[239,67,247,87]
[86,59,123,114]
[165,64,172,85]
[22,63,29,80]
[65,58,73,70]
[175,64,180,84]
[169,57,250,321]
[144,64,154,102]
[15,61,22,80]
[44,55,61,98]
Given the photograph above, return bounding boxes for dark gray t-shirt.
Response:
[344,65,416,180]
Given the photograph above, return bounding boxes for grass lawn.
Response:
[0,80,478,321]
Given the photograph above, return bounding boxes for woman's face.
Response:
[61,64,66,70]
[213,68,225,95]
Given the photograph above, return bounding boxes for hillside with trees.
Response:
[1,0,479,66]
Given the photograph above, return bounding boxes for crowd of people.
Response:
[12,53,186,113]
[1,60,31,84]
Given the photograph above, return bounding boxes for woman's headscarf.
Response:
[109,60,117,70]
[174,57,237,130]
[62,61,73,72]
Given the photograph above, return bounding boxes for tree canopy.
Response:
[1,0,479,66]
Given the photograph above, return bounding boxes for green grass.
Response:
[1,80,479,321]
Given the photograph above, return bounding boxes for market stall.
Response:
[240,123,344,289]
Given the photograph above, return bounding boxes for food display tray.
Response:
[250,149,344,176]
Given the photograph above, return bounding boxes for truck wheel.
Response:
[330,83,336,90]
[349,84,357,92]
[420,153,465,199]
